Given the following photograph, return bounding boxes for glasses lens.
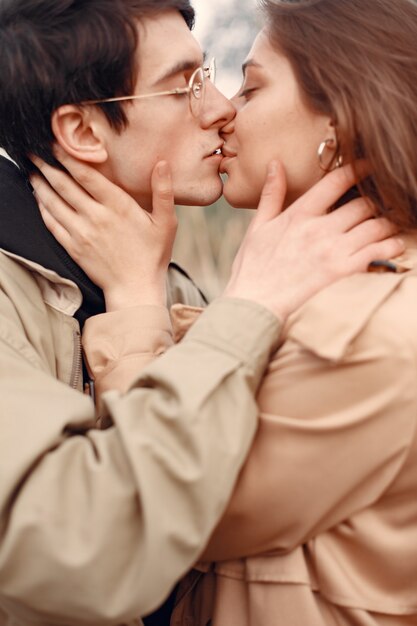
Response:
[189,59,215,117]
[190,67,204,116]
[205,58,216,84]
[191,68,204,99]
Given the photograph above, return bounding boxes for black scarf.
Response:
[0,156,105,327]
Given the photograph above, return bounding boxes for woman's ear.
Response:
[323,118,338,144]
[51,105,109,164]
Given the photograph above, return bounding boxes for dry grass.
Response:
[173,198,253,301]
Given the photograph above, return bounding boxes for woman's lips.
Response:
[220,148,237,174]
[222,146,237,159]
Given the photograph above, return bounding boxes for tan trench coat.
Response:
[0,249,281,625]
[176,238,417,626]
[86,236,417,626]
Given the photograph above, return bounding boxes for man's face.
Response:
[102,10,235,210]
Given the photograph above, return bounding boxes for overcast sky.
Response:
[191,0,258,96]
[192,0,230,42]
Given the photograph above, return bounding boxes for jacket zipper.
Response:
[70,329,82,390]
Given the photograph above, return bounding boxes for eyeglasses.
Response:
[80,58,216,118]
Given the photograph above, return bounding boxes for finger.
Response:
[343,217,400,254]
[252,160,287,226]
[349,237,405,272]
[31,173,82,234]
[31,156,99,216]
[289,161,371,218]
[323,197,376,232]
[51,145,134,209]
[38,201,72,250]
[151,161,176,223]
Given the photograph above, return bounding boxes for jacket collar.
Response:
[0,248,82,316]
[284,233,417,362]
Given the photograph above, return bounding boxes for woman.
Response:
[30,0,417,624]
[168,1,417,624]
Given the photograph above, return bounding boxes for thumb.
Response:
[252,160,287,227]
[151,161,176,223]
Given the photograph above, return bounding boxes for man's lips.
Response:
[205,144,224,158]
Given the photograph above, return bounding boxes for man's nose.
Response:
[200,81,237,129]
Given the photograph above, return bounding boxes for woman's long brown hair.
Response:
[259,0,417,227]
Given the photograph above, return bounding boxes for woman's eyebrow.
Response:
[241,59,262,77]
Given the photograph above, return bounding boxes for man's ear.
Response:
[51,105,109,164]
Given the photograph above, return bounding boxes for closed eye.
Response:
[238,87,257,99]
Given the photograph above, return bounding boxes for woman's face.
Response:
[221,29,334,209]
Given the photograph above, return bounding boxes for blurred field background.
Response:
[174,201,253,300]
[172,0,259,300]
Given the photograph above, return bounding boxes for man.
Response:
[0,1,402,625]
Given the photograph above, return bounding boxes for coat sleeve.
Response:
[0,298,280,624]
[82,265,207,403]
[202,312,417,561]
[83,305,174,399]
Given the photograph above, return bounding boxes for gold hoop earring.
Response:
[318,138,343,172]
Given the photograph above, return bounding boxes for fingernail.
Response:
[30,174,39,189]
[157,161,169,177]
[268,161,278,177]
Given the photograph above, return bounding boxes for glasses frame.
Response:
[79,58,216,117]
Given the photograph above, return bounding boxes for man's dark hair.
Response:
[0,0,195,174]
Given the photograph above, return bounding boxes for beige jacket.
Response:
[168,237,417,626]
[0,248,281,626]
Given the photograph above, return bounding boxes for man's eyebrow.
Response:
[154,52,208,85]
[242,59,262,76]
